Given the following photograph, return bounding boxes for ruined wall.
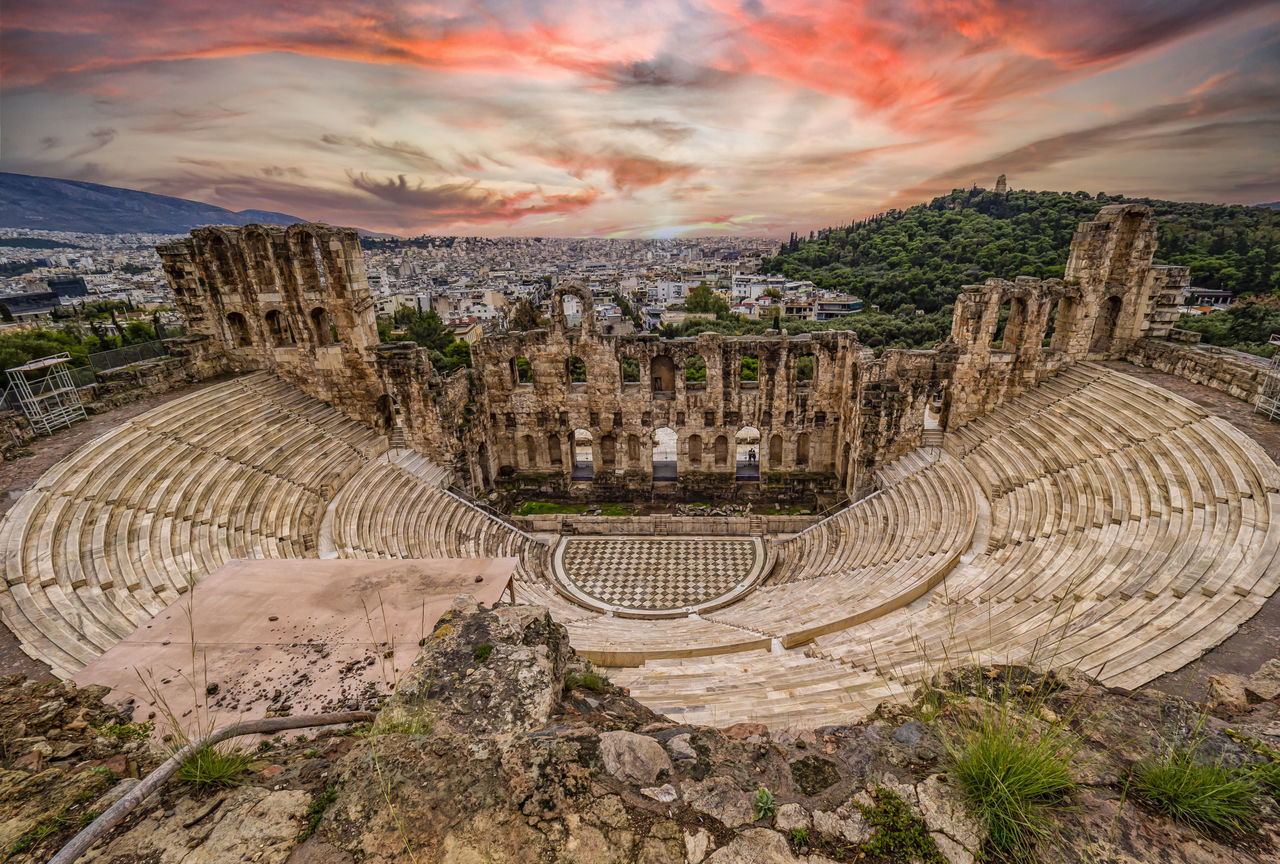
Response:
[945,204,1191,425]
[468,284,864,498]
[1127,338,1269,403]
[151,208,1200,504]
[158,224,385,429]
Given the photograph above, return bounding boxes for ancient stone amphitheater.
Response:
[2,206,1278,731]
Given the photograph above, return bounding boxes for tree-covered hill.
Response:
[763,188,1280,316]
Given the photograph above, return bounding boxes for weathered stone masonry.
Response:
[155,203,1192,502]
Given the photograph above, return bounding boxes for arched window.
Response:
[513,356,533,385]
[794,353,815,385]
[796,432,810,467]
[1090,296,1123,353]
[627,434,641,464]
[522,434,537,468]
[599,433,617,469]
[740,354,759,384]
[207,235,240,293]
[769,433,783,469]
[990,300,1011,349]
[310,307,334,346]
[311,236,330,292]
[1003,297,1028,350]
[566,355,587,385]
[244,231,276,292]
[476,443,492,488]
[685,354,706,388]
[226,312,251,347]
[651,355,675,395]
[571,429,593,480]
[547,432,563,466]
[713,435,729,468]
[688,434,703,468]
[620,356,640,384]
[1049,297,1080,352]
[264,310,294,346]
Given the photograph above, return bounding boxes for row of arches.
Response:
[223,307,338,350]
[508,426,813,482]
[506,351,818,393]
[987,294,1124,354]
[196,228,345,304]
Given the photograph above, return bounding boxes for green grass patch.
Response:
[1133,748,1260,835]
[514,501,589,516]
[945,710,1077,861]
[565,663,609,692]
[301,785,338,841]
[175,743,253,790]
[473,642,493,663]
[96,719,155,741]
[857,787,946,863]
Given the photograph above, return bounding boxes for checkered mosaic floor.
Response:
[560,538,758,611]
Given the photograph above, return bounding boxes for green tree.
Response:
[685,283,730,318]
[444,340,472,369]
[509,299,542,331]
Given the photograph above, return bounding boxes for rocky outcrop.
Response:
[11,605,1280,863]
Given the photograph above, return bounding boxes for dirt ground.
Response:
[1,362,1277,705]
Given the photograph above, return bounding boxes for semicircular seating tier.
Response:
[3,363,1279,734]
[0,372,542,678]
[608,364,1280,729]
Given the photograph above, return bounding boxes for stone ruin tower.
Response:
[157,224,385,428]
[944,203,1188,424]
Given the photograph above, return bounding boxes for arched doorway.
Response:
[735,426,760,481]
[226,312,251,347]
[653,427,677,482]
[1090,296,1123,353]
[476,443,492,488]
[572,429,593,480]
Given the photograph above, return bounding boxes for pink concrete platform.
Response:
[74,558,515,736]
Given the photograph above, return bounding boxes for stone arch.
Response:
[547,432,563,467]
[264,309,294,346]
[713,435,729,469]
[1048,295,1082,351]
[571,429,593,480]
[620,356,640,384]
[521,434,538,468]
[651,355,675,395]
[599,432,617,469]
[310,307,335,346]
[550,282,597,333]
[1003,296,1029,350]
[793,352,815,385]
[627,433,641,464]
[653,427,677,481]
[685,354,707,387]
[204,232,242,295]
[511,356,533,385]
[739,353,759,385]
[226,311,251,347]
[768,433,783,469]
[796,431,810,467]
[566,355,587,385]
[735,426,760,481]
[242,228,278,293]
[687,434,703,469]
[1090,295,1124,353]
[287,225,343,298]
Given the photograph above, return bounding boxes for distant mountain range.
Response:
[0,172,333,235]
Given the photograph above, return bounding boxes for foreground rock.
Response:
[7,603,1280,862]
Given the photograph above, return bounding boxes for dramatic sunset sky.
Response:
[2,1,1278,237]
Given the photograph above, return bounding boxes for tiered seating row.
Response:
[0,373,392,678]
[770,452,979,584]
[806,363,1280,694]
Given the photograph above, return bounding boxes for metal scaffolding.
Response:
[1256,334,1280,422]
[4,352,88,435]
